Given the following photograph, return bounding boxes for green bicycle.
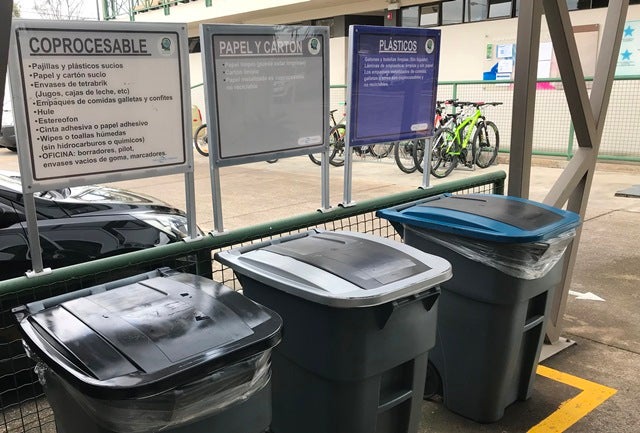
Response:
[430,101,501,178]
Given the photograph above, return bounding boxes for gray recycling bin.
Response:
[377,193,581,423]
[12,268,282,433]
[215,229,452,433]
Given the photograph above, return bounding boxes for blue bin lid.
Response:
[376,194,581,243]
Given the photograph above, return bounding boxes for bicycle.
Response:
[193,124,278,163]
[413,100,463,174]
[430,101,501,179]
[309,109,345,166]
[394,139,424,174]
[193,123,209,157]
[309,109,394,167]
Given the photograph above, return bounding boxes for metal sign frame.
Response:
[201,24,329,167]
[344,25,441,205]
[200,24,330,232]
[9,20,193,193]
[8,20,198,277]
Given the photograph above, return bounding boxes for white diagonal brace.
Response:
[542,0,597,151]
[590,0,629,137]
[543,0,629,342]
[545,0,627,208]
[544,149,591,208]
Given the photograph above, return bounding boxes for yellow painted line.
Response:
[527,365,617,433]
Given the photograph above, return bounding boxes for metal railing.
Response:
[0,170,505,433]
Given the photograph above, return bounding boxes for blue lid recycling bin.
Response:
[377,194,580,423]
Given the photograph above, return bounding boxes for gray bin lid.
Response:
[215,230,452,308]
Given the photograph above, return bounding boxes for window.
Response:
[489,0,512,18]
[315,18,336,37]
[400,6,420,27]
[442,0,463,25]
[467,1,488,22]
[188,36,200,53]
[420,4,440,27]
[566,0,594,10]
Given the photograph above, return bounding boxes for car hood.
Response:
[0,171,183,218]
[54,185,185,217]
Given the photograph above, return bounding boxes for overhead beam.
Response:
[543,0,597,152]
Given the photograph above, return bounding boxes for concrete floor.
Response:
[0,148,638,433]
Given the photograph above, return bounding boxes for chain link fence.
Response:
[331,77,640,162]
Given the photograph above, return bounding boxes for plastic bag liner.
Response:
[404,226,576,280]
[37,351,272,433]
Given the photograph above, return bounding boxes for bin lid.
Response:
[215,230,451,308]
[13,270,282,399]
[376,193,581,243]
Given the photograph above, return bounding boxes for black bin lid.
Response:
[13,270,282,399]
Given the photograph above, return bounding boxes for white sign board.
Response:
[200,25,329,166]
[9,21,192,193]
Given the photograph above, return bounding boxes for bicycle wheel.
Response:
[369,143,394,159]
[414,139,427,173]
[473,121,499,168]
[308,152,322,165]
[194,124,209,157]
[329,124,346,167]
[430,128,457,179]
[394,140,418,173]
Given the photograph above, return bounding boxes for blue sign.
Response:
[348,25,440,147]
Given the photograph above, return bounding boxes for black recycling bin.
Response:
[377,193,581,423]
[12,268,282,433]
[215,229,452,433]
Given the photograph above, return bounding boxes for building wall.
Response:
[437,5,640,82]
[186,4,640,117]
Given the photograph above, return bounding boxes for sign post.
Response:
[344,25,441,205]
[200,25,329,232]
[9,20,195,276]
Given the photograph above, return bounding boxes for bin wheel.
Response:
[424,360,443,400]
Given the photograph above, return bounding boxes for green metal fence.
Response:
[0,171,505,433]
[327,77,640,162]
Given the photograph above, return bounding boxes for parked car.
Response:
[1,81,15,152]
[0,170,201,280]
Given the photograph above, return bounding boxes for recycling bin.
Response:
[215,229,452,433]
[377,193,581,423]
[12,268,282,433]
